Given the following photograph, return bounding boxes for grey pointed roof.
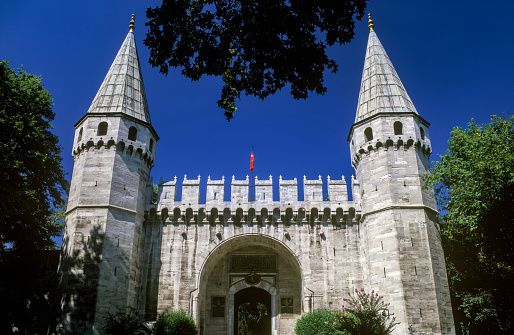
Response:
[355,30,417,123]
[87,29,151,123]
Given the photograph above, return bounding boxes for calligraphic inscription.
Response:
[281,297,294,314]
[212,296,225,317]
[230,254,277,272]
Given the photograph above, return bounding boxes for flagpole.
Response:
[251,146,254,201]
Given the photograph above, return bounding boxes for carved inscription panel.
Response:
[230,254,277,272]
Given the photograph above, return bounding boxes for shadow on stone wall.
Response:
[57,224,104,334]
[141,219,163,321]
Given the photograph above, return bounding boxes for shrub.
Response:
[335,288,398,335]
[153,310,198,335]
[102,308,141,335]
[295,308,342,335]
[295,289,398,335]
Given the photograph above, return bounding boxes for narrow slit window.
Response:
[149,139,154,152]
[364,127,373,141]
[420,127,425,140]
[78,128,83,142]
[128,126,137,141]
[394,121,403,135]
[97,122,108,136]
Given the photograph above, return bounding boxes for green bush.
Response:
[295,308,342,335]
[335,288,398,335]
[153,310,198,335]
[295,289,398,335]
[102,309,141,335]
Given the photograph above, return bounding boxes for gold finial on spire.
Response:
[129,14,135,32]
[368,13,374,32]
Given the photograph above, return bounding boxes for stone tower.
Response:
[347,16,454,334]
[57,16,158,334]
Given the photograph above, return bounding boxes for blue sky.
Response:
[2,0,513,202]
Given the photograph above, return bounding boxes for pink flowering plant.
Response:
[333,288,399,335]
[295,289,398,335]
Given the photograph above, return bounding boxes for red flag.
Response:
[250,150,254,171]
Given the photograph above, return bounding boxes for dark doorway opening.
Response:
[234,287,271,335]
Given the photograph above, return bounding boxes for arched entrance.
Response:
[196,234,302,335]
[235,287,271,335]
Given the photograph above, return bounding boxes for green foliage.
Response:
[153,310,197,335]
[237,301,268,335]
[151,183,159,204]
[424,115,514,334]
[295,308,340,335]
[102,308,141,335]
[0,60,69,251]
[335,289,398,335]
[295,289,397,335]
[145,0,368,120]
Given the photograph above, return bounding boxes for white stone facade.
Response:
[57,20,455,335]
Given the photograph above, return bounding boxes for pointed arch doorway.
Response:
[234,287,271,335]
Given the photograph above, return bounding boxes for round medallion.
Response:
[244,271,261,286]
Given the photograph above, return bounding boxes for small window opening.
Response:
[128,126,137,141]
[263,193,265,200]
[149,139,154,152]
[78,128,83,142]
[394,121,403,135]
[420,127,425,140]
[364,127,373,141]
[214,192,217,200]
[97,122,108,136]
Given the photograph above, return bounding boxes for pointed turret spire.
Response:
[86,14,151,123]
[354,15,417,123]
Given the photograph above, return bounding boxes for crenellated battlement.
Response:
[72,138,155,168]
[351,135,431,168]
[147,174,361,220]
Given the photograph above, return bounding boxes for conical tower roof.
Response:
[355,16,417,123]
[86,15,151,123]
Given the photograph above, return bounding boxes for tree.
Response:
[144,0,369,120]
[0,60,69,251]
[238,301,268,335]
[424,115,514,334]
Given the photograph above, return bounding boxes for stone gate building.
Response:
[57,15,455,335]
